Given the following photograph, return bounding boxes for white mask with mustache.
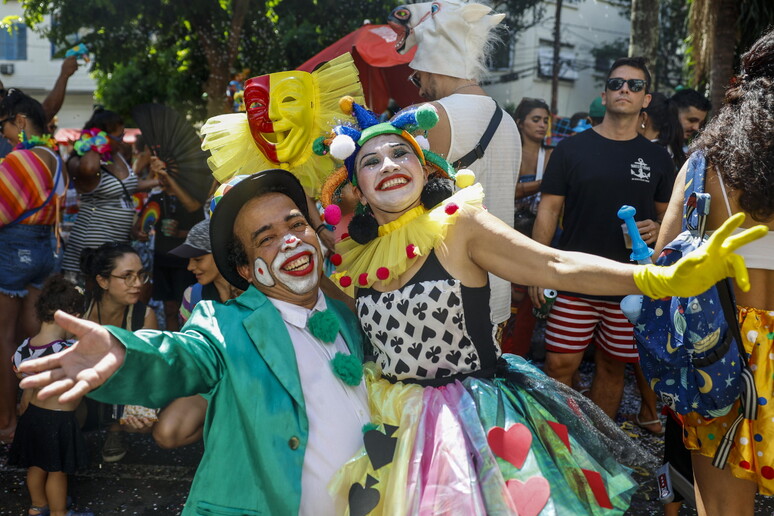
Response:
[267,234,319,294]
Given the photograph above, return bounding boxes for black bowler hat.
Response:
[210,170,310,290]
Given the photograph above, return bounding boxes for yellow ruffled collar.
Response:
[332,184,484,290]
[378,205,427,237]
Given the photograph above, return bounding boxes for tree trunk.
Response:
[193,0,251,118]
[709,0,739,111]
[629,0,659,70]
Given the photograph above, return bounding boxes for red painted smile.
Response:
[280,251,314,276]
[377,174,411,191]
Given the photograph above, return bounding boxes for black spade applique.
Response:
[349,475,380,516]
[432,307,449,324]
[394,359,411,375]
[363,424,398,470]
[421,326,436,341]
[386,315,400,331]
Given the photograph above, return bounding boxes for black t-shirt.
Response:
[148,191,204,263]
[541,130,675,297]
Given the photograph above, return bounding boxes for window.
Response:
[0,22,27,61]
[537,40,578,81]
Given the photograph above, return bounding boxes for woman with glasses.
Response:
[0,89,66,443]
[80,242,158,463]
[62,108,154,282]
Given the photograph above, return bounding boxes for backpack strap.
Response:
[683,151,707,233]
[452,101,503,169]
[711,278,758,469]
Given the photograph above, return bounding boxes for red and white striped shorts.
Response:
[544,294,639,362]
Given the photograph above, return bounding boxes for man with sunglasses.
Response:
[530,57,676,435]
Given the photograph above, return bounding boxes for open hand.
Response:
[633,213,769,299]
[18,311,126,404]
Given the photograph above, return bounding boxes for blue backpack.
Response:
[633,151,757,468]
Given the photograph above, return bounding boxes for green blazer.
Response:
[90,286,365,515]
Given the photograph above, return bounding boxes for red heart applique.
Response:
[487,424,532,469]
[506,476,550,516]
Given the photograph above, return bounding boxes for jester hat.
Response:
[200,53,365,197]
[314,96,474,206]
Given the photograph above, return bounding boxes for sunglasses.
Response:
[606,78,647,93]
[408,71,421,89]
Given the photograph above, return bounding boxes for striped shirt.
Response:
[0,147,63,226]
[62,155,138,272]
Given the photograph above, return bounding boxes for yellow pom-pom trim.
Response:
[455,169,476,189]
[339,96,354,115]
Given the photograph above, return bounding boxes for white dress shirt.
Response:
[268,291,370,516]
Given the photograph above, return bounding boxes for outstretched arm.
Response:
[42,56,79,122]
[20,305,223,406]
[463,207,768,300]
[19,311,126,403]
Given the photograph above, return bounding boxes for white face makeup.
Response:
[267,233,319,294]
[253,257,275,287]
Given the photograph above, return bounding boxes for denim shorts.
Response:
[0,224,55,297]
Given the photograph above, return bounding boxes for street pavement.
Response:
[3,362,774,514]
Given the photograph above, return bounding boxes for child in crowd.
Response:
[8,276,93,516]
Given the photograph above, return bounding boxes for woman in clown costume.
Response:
[313,98,767,516]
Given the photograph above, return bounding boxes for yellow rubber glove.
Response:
[634,213,769,299]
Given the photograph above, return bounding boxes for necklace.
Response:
[451,82,480,95]
[15,132,58,151]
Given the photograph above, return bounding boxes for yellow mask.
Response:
[245,71,315,166]
[202,53,364,197]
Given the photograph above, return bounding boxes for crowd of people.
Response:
[2,2,773,516]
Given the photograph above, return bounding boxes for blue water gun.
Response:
[617,205,653,323]
[65,43,89,63]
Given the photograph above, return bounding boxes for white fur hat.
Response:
[389,0,505,80]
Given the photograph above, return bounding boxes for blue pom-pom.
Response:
[331,352,364,386]
[308,310,341,343]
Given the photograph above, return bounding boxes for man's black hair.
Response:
[671,88,712,113]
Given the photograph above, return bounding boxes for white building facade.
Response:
[485,0,630,117]
[0,1,96,131]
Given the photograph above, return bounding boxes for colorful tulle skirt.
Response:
[331,354,653,516]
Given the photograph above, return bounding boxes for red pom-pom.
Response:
[339,276,352,288]
[406,244,417,259]
[358,273,369,286]
[444,203,459,215]
[324,205,342,226]
[330,253,343,266]
[376,267,390,280]
[341,232,349,239]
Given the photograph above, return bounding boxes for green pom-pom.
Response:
[415,104,439,131]
[308,309,341,343]
[331,352,364,386]
[362,422,379,433]
[312,136,328,156]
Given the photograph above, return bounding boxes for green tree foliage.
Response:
[18,0,558,122]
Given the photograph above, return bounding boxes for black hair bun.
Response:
[420,177,454,209]
[348,209,379,244]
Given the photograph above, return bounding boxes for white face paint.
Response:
[269,233,319,294]
[253,257,275,287]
